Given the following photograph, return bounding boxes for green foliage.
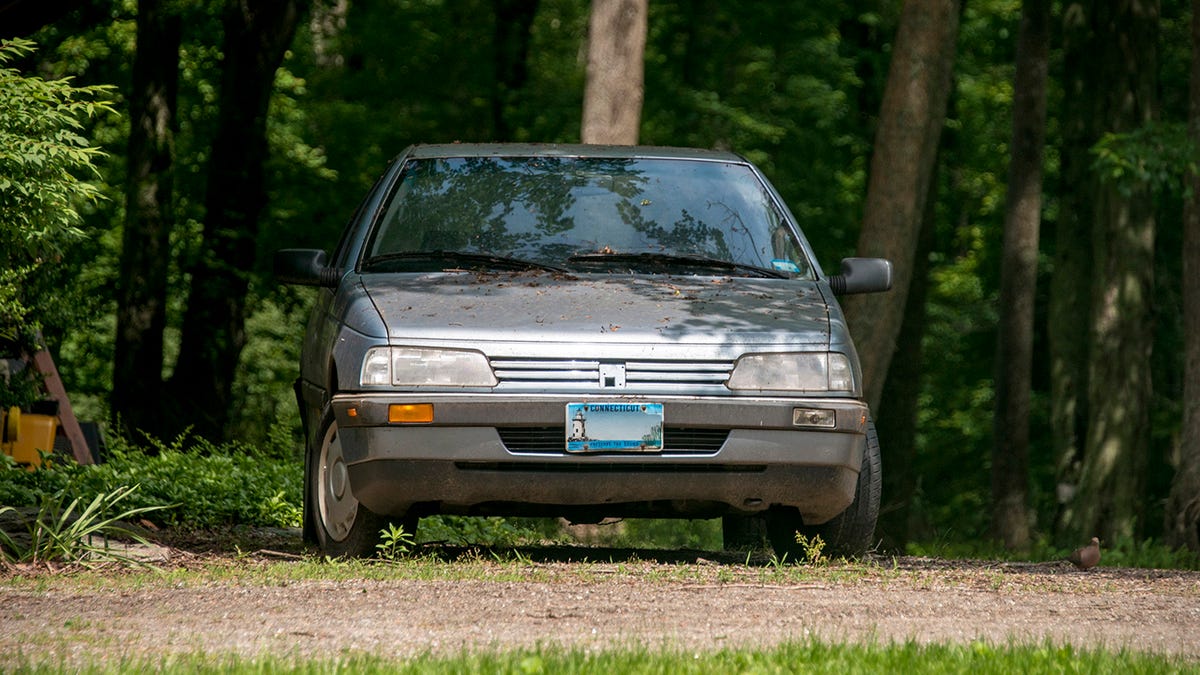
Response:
[0,364,44,412]
[0,431,303,529]
[0,481,167,565]
[0,38,116,346]
[227,297,311,448]
[417,516,557,548]
[375,522,415,561]
[7,639,1187,673]
[1095,536,1200,570]
[793,532,828,565]
[1091,122,1198,196]
[566,518,722,551]
[0,451,73,507]
[96,434,303,528]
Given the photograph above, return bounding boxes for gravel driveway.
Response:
[2,542,1198,666]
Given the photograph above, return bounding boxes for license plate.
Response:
[566,402,664,453]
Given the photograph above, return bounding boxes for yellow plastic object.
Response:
[2,406,17,443]
[2,413,57,468]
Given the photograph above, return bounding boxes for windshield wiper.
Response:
[566,251,788,278]
[362,251,568,274]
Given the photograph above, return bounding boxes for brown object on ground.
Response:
[1068,536,1101,569]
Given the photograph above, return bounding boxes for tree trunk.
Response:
[492,0,540,141]
[840,0,960,412]
[1164,0,1200,554]
[580,0,647,145]
[991,0,1049,552]
[166,0,305,441]
[1049,0,1097,539]
[1060,0,1158,544]
[111,0,181,439]
[875,154,938,553]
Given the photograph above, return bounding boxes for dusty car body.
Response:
[276,143,892,558]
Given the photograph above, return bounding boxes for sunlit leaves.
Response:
[1091,122,1197,197]
[0,38,117,343]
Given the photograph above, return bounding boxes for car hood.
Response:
[360,271,831,347]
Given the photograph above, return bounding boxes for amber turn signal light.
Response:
[388,404,433,424]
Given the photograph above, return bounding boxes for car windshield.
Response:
[363,155,815,278]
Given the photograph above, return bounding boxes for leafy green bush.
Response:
[0,431,303,529]
[0,38,115,347]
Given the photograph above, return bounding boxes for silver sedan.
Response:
[276,143,891,559]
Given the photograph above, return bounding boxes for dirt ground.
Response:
[1,531,1199,665]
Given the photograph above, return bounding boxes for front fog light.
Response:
[793,408,836,428]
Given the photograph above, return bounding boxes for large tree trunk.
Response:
[1059,0,1158,544]
[840,0,960,412]
[1050,1,1104,534]
[991,0,1049,552]
[875,158,938,553]
[111,0,181,439]
[492,0,540,141]
[580,0,647,145]
[166,0,305,441]
[1164,0,1200,554]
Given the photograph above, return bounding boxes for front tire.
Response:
[306,409,388,557]
[767,418,882,560]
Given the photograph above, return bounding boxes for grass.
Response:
[0,484,168,565]
[3,639,1196,674]
[11,538,1196,598]
[907,535,1200,571]
[0,548,853,591]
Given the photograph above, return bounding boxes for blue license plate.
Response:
[566,403,664,453]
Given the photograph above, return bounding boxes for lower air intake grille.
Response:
[497,426,729,454]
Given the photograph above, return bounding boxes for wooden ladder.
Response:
[25,337,92,465]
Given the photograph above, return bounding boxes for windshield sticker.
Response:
[771,259,801,274]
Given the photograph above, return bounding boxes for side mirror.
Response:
[274,249,342,287]
[829,257,892,295]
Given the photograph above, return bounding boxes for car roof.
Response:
[402,143,748,163]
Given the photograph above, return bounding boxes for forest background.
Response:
[2,0,1198,556]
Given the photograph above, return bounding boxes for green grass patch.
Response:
[4,639,1195,674]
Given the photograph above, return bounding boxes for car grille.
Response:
[497,426,729,454]
[489,358,734,391]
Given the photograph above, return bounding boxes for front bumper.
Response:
[332,393,869,524]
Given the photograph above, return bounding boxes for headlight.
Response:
[360,347,498,387]
[727,352,855,393]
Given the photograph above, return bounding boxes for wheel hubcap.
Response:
[330,457,348,500]
[318,422,358,542]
